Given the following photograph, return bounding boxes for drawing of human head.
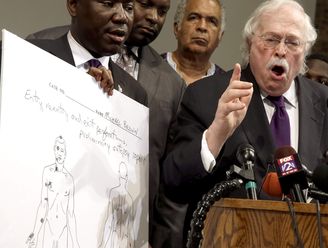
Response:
[54,136,66,165]
[119,161,128,181]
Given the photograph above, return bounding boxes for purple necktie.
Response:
[87,59,102,68]
[267,95,291,147]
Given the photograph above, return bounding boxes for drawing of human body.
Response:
[98,162,135,248]
[26,136,80,248]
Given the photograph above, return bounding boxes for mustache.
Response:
[266,58,289,73]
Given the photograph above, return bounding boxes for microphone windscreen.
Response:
[312,165,328,193]
[236,143,256,165]
[273,146,308,202]
[274,146,296,159]
[262,172,282,197]
[273,145,306,186]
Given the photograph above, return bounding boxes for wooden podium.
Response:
[202,198,328,247]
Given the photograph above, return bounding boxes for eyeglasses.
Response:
[256,33,305,52]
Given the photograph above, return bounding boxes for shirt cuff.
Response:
[201,130,216,172]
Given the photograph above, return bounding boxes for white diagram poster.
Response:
[0,30,149,248]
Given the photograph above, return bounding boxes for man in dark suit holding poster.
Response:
[162,0,328,244]
[19,0,184,246]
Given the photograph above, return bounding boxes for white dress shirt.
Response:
[67,31,110,71]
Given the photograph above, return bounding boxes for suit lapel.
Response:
[137,46,161,103]
[108,59,128,92]
[297,76,324,170]
[48,34,75,66]
[241,68,275,168]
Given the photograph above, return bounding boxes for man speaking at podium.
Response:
[161,0,328,244]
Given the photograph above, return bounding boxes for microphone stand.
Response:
[227,164,257,199]
[244,161,257,200]
[235,144,257,200]
[290,183,306,203]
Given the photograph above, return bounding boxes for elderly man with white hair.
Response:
[162,0,328,245]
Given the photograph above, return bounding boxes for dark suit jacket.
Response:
[136,45,186,243]
[26,25,70,40]
[163,65,328,211]
[27,35,148,106]
[157,52,227,248]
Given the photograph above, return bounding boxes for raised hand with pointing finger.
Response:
[206,63,253,158]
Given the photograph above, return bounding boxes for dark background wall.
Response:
[312,0,328,56]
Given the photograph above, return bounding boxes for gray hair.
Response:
[240,0,317,74]
[174,0,225,37]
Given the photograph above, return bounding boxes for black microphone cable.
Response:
[284,197,304,248]
[315,200,324,248]
[186,178,243,248]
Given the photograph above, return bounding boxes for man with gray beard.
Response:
[161,0,328,244]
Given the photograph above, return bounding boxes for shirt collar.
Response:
[67,31,109,69]
[261,80,297,108]
[129,46,139,58]
[166,52,216,77]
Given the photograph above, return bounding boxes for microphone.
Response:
[274,146,308,202]
[302,164,313,179]
[312,164,328,193]
[236,144,257,200]
[262,172,282,197]
[324,149,328,164]
[299,163,328,193]
[297,164,328,203]
[308,188,328,203]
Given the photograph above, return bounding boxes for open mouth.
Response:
[106,29,127,43]
[271,65,286,76]
[110,29,126,37]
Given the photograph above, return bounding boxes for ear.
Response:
[247,36,253,50]
[173,22,179,39]
[216,30,224,48]
[219,30,224,41]
[67,0,79,17]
